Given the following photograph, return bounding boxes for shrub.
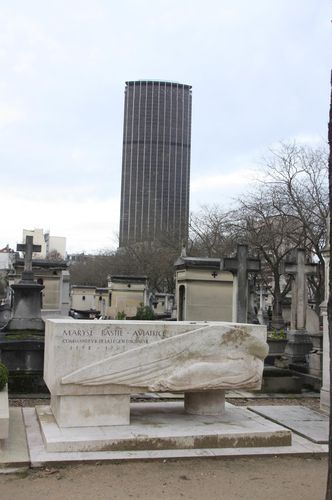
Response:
[279,328,285,339]
[268,328,286,340]
[134,303,155,320]
[116,311,126,320]
[0,363,8,391]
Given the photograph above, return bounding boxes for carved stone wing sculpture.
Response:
[62,324,268,392]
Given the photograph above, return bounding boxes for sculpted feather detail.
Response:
[61,324,268,392]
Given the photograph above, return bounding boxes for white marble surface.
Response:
[44,320,267,427]
[0,385,9,440]
[21,405,327,468]
[45,320,267,395]
[36,402,291,453]
[50,394,131,428]
[0,408,29,466]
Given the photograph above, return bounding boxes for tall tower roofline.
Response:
[125,80,192,90]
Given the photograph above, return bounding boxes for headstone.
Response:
[284,249,318,365]
[221,244,260,323]
[17,235,42,282]
[6,236,44,331]
[285,249,317,331]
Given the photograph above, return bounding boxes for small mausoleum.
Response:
[174,256,234,322]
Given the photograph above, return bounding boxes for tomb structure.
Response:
[35,319,292,452]
[174,256,234,321]
[0,236,47,392]
[44,319,268,427]
[6,236,44,331]
[221,244,260,323]
[284,249,318,367]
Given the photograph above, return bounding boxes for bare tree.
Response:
[188,143,327,324]
[115,234,182,293]
[189,205,236,257]
[230,188,297,324]
[70,234,183,293]
[69,251,117,287]
[263,142,328,307]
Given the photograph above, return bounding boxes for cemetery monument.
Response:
[284,248,317,367]
[0,236,46,392]
[36,318,292,452]
[6,236,44,331]
[221,244,260,323]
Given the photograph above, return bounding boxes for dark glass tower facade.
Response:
[119,80,192,246]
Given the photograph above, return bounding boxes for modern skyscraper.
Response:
[119,80,192,247]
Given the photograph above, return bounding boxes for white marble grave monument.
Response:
[36,319,294,453]
[44,319,268,427]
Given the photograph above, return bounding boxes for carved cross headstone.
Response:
[285,249,318,331]
[221,244,260,323]
[17,235,41,282]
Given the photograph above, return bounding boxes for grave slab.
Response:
[20,406,328,468]
[248,405,328,444]
[0,408,29,467]
[36,402,291,453]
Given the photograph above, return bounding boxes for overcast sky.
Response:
[0,0,330,254]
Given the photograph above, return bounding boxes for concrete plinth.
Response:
[0,384,9,440]
[184,390,225,415]
[51,394,130,428]
[36,402,292,453]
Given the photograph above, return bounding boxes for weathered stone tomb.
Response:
[44,319,268,427]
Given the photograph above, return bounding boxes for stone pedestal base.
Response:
[36,402,292,453]
[184,390,225,415]
[284,330,313,365]
[51,394,130,427]
[0,385,9,440]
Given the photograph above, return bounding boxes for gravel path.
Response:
[9,395,323,413]
[0,456,327,500]
[4,394,328,499]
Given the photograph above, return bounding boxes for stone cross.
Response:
[284,249,318,331]
[17,235,41,281]
[221,244,260,323]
